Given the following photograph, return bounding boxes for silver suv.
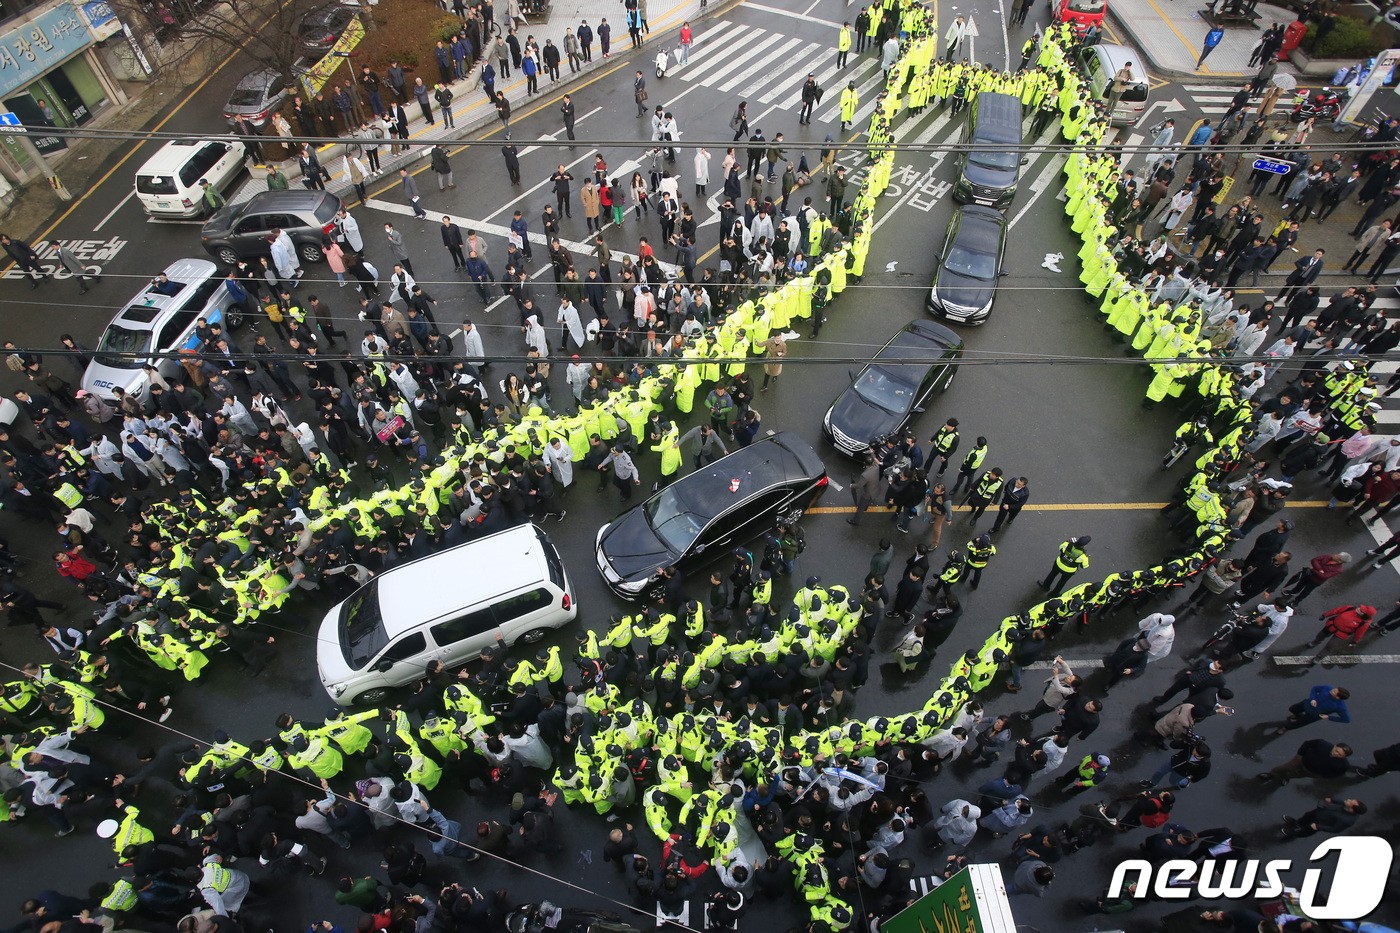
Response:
[82,258,238,402]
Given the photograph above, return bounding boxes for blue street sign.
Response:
[0,113,19,126]
[1252,158,1291,175]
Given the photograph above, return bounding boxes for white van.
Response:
[317,524,577,706]
[1076,43,1152,126]
[134,139,247,219]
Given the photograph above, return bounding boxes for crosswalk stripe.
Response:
[757,57,819,104]
[700,30,789,88]
[719,38,809,94]
[815,62,885,122]
[680,24,755,82]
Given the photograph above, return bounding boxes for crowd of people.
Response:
[3,5,1400,933]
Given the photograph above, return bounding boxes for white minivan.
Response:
[1077,43,1152,126]
[317,524,577,706]
[134,139,247,218]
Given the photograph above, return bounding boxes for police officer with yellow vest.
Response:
[1041,536,1091,597]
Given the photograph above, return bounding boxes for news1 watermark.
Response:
[1107,837,1394,920]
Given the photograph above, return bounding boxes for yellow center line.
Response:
[30,45,249,242]
[806,500,1337,514]
[1140,0,1216,74]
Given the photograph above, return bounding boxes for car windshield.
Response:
[340,580,386,669]
[852,366,914,414]
[93,325,151,369]
[227,86,266,107]
[970,148,1019,170]
[1069,0,1106,11]
[944,245,997,280]
[643,489,705,553]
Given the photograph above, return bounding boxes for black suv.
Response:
[200,190,341,266]
[595,433,828,600]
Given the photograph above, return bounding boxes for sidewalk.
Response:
[1109,0,1297,80]
[233,0,724,201]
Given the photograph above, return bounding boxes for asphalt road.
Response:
[2,0,1399,929]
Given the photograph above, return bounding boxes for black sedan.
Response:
[927,205,1009,325]
[595,434,827,600]
[296,5,357,55]
[823,320,964,456]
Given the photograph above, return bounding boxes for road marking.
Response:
[719,38,807,94]
[94,190,135,232]
[483,156,640,224]
[806,500,1349,515]
[746,1,843,28]
[1273,654,1400,665]
[1008,127,1065,229]
[518,105,603,156]
[25,39,251,245]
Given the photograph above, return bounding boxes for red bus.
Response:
[1050,0,1108,31]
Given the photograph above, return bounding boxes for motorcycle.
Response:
[1290,86,1344,123]
[505,901,639,933]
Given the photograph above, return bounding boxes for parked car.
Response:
[81,258,239,402]
[319,524,576,706]
[222,68,290,127]
[595,433,828,600]
[200,190,341,266]
[927,205,1009,325]
[134,139,247,219]
[296,5,357,54]
[823,320,964,456]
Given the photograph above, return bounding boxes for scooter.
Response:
[655,48,672,78]
[1290,86,1344,123]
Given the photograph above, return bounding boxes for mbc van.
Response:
[317,523,577,706]
[953,92,1024,208]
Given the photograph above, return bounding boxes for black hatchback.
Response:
[595,433,828,600]
[822,320,964,456]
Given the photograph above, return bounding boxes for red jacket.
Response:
[1321,604,1375,643]
[1303,554,1348,584]
[1362,471,1400,504]
[54,550,95,582]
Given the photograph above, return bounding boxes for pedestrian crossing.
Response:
[672,19,892,128]
[1182,82,1245,116]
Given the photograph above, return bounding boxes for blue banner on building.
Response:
[0,2,94,99]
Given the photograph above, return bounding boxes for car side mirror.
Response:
[694,544,705,554]
[930,255,940,268]
[1020,157,1030,165]
[998,270,1011,277]
[912,406,925,414]
[374,660,393,672]
[848,368,857,382]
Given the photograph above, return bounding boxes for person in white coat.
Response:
[1104,613,1176,690]
[566,357,590,400]
[221,396,259,436]
[336,209,364,254]
[543,436,575,490]
[269,229,302,283]
[523,314,549,356]
[503,722,553,769]
[693,147,711,196]
[557,297,586,350]
[459,319,486,366]
[943,17,968,61]
[387,361,420,400]
[930,799,981,848]
[148,432,191,474]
